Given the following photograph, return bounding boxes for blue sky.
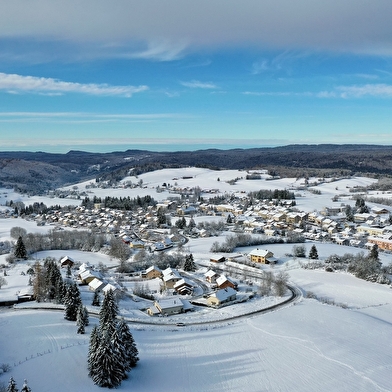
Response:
[1,0,392,152]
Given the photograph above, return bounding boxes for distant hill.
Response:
[1,144,391,194]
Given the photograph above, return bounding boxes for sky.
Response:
[1,0,392,153]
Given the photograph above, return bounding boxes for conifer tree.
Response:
[118,318,139,369]
[76,304,86,334]
[90,334,124,388]
[20,380,31,392]
[110,326,127,380]
[55,279,67,304]
[7,376,18,392]
[92,290,100,306]
[88,326,101,378]
[64,283,81,321]
[83,305,89,326]
[88,290,138,388]
[32,262,45,302]
[99,290,118,335]
[368,244,379,262]
[183,253,196,272]
[14,236,27,259]
[309,244,319,260]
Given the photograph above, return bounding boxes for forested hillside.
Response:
[1,144,392,193]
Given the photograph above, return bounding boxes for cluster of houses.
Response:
[73,259,120,297]
[16,178,392,257]
[141,263,242,316]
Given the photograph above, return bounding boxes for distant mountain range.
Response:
[1,144,391,194]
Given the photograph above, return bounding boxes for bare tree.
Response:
[0,276,7,289]
[273,271,289,297]
[10,226,27,240]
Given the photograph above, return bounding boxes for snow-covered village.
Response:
[1,167,392,391]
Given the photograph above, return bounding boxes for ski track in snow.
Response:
[246,318,389,392]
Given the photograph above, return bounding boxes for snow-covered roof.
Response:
[209,287,237,301]
[248,248,271,257]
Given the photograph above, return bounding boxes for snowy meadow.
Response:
[1,168,392,391]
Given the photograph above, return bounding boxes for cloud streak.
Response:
[0,73,148,97]
[244,84,392,99]
[2,1,392,59]
[181,80,218,89]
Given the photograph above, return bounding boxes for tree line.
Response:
[6,227,106,263]
[82,195,156,210]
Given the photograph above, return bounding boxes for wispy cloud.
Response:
[0,111,186,122]
[243,91,311,97]
[181,80,218,89]
[129,40,188,62]
[244,84,392,99]
[317,84,392,98]
[0,72,148,97]
[336,84,392,98]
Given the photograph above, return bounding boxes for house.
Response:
[207,287,237,307]
[372,206,389,215]
[210,255,226,263]
[173,278,194,295]
[216,274,237,290]
[88,278,106,292]
[148,299,184,316]
[162,267,182,289]
[367,235,392,251]
[60,255,75,268]
[248,248,277,264]
[204,269,218,283]
[102,283,120,297]
[79,269,103,285]
[130,239,145,249]
[142,265,162,279]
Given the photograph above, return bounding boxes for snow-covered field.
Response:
[1,168,392,391]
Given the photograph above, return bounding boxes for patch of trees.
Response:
[29,257,67,303]
[210,233,284,253]
[109,237,132,263]
[196,220,226,235]
[248,189,295,201]
[9,227,106,257]
[5,377,32,392]
[258,271,289,297]
[304,246,391,284]
[82,195,156,210]
[132,250,184,272]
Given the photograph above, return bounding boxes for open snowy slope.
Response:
[1,297,391,392]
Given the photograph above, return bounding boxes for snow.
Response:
[1,168,392,391]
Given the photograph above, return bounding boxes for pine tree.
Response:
[76,304,86,334]
[32,262,45,302]
[183,253,196,272]
[7,376,18,392]
[118,318,139,369]
[368,244,379,261]
[88,326,101,378]
[188,217,196,229]
[64,283,81,321]
[88,290,138,388]
[90,334,124,388]
[308,244,319,260]
[92,290,100,306]
[83,305,89,326]
[55,279,67,304]
[110,326,127,380]
[20,380,31,392]
[99,289,118,335]
[14,236,27,259]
